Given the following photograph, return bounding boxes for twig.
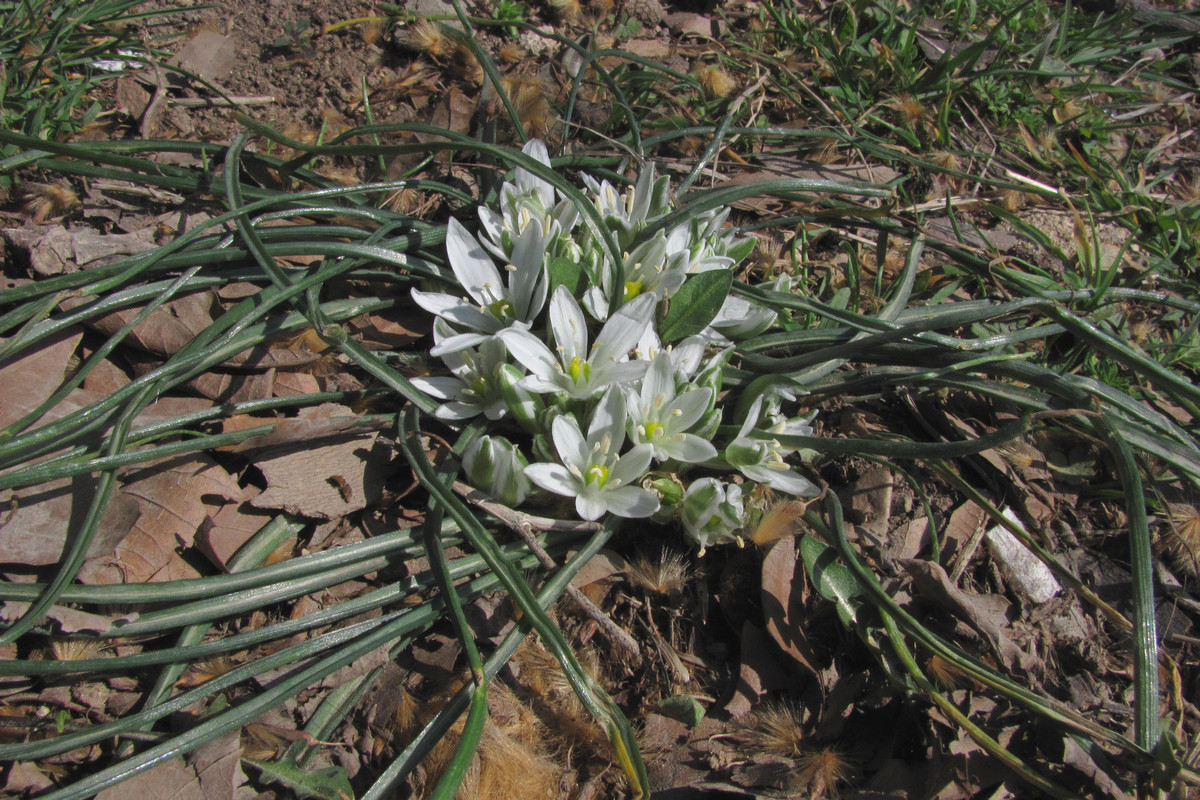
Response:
[169,95,276,107]
[453,481,641,658]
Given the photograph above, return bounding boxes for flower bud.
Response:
[497,363,544,434]
[462,435,531,508]
[642,474,685,522]
[680,477,744,554]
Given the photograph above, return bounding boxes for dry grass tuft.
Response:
[625,549,691,596]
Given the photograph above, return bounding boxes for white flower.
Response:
[703,275,791,343]
[524,389,660,521]
[626,352,717,463]
[680,477,744,554]
[479,140,581,264]
[724,396,819,497]
[582,230,690,319]
[581,164,670,246]
[409,320,511,422]
[634,329,712,382]
[499,287,655,400]
[412,217,548,355]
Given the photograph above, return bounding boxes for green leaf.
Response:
[245,759,354,800]
[546,255,586,297]
[659,268,732,343]
[799,534,865,627]
[656,694,707,728]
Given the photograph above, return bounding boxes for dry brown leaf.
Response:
[760,536,821,677]
[270,370,322,397]
[94,756,207,800]
[197,496,274,571]
[665,12,718,38]
[0,600,136,634]
[0,477,140,567]
[724,621,791,719]
[349,310,423,349]
[2,224,159,275]
[115,75,151,119]
[69,290,214,358]
[845,466,893,538]
[79,456,242,584]
[943,501,987,557]
[3,762,53,795]
[190,731,250,800]
[901,559,1036,673]
[569,548,628,589]
[250,432,395,520]
[0,327,82,429]
[230,402,386,452]
[621,38,673,58]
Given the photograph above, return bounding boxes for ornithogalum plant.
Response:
[413,140,818,551]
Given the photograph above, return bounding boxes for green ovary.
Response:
[623,281,644,302]
[568,356,590,384]
[584,464,610,487]
[641,421,663,440]
[488,298,512,320]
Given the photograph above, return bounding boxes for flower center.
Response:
[642,421,663,440]
[469,375,490,398]
[623,280,644,302]
[487,298,513,320]
[568,356,590,384]
[584,464,609,487]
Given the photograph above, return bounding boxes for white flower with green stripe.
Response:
[626,351,717,464]
[499,286,655,400]
[524,389,660,521]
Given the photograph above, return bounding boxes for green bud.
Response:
[462,435,530,508]
[532,431,556,464]
[680,477,744,554]
[642,474,685,522]
[693,408,721,440]
[724,440,766,469]
[498,363,544,434]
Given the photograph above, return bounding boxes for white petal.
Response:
[736,395,765,440]
[516,139,555,210]
[517,374,565,394]
[549,285,588,363]
[525,463,580,497]
[670,335,706,378]
[639,352,674,410]
[743,464,819,497]
[587,388,626,450]
[411,289,501,334]
[551,414,589,468]
[610,443,653,486]
[603,485,660,518]
[509,224,548,321]
[593,293,656,365]
[575,489,607,522]
[407,376,461,401]
[478,207,505,249]
[669,387,713,430]
[435,401,484,422]
[446,218,505,308]
[593,359,649,390]
[429,331,491,358]
[498,328,559,381]
[658,434,717,463]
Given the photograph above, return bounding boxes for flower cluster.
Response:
[412,141,818,552]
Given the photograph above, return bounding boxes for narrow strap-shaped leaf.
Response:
[397,405,649,797]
